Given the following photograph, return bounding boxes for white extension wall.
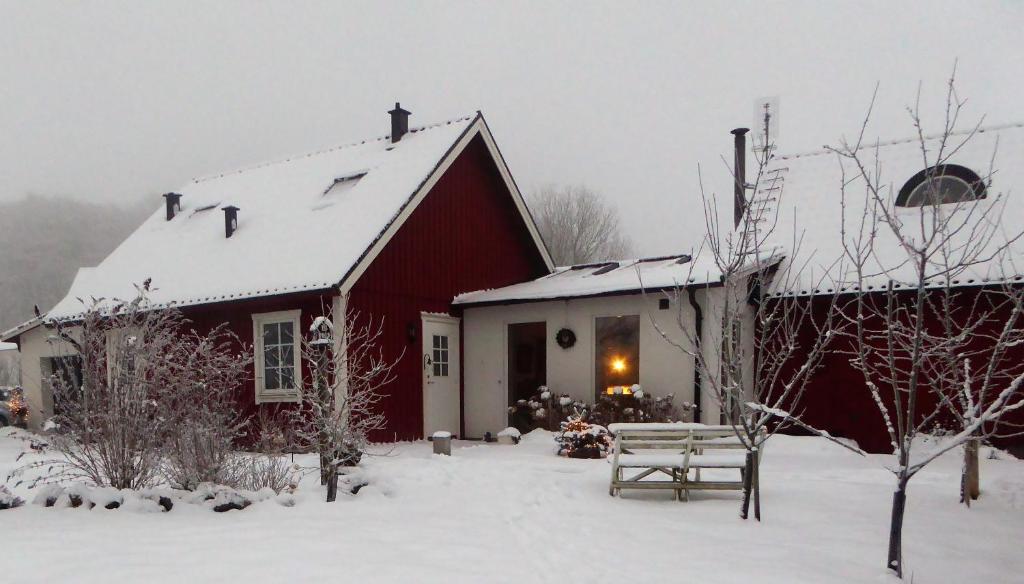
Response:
[12,324,79,431]
[461,289,724,439]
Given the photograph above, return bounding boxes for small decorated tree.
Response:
[554,408,613,459]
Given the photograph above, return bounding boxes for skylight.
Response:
[322,171,367,197]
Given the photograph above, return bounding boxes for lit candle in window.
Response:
[611,357,627,373]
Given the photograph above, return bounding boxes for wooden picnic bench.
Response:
[607,423,763,502]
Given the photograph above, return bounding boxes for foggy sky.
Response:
[2,1,1022,256]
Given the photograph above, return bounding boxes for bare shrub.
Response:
[159,326,251,490]
[233,409,297,494]
[232,454,295,494]
[29,283,251,491]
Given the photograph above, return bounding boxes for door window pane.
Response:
[432,334,449,377]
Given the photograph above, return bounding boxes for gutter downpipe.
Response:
[686,286,703,424]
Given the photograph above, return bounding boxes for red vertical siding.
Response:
[348,134,549,441]
[180,290,335,439]
[785,290,1024,454]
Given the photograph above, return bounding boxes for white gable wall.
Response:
[462,289,725,439]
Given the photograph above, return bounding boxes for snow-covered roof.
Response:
[0,341,17,352]
[455,253,732,306]
[764,123,1024,296]
[29,112,549,325]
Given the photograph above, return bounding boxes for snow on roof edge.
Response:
[776,122,1024,162]
[190,114,477,185]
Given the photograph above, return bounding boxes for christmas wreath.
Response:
[555,328,576,349]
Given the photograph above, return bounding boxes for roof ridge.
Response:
[775,121,1024,162]
[191,113,477,184]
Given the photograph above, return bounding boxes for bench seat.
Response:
[616,454,686,468]
[686,454,747,468]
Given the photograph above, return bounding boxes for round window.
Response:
[897,164,985,207]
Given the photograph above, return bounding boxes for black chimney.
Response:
[222,205,239,238]
[163,192,182,221]
[389,102,411,143]
[731,128,749,228]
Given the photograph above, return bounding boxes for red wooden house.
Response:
[3,105,553,440]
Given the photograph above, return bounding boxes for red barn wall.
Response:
[348,134,550,441]
[784,289,1024,454]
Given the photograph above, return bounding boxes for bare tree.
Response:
[289,307,398,502]
[832,73,1024,577]
[529,185,632,265]
[651,120,853,521]
[11,282,251,491]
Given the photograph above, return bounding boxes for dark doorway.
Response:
[507,322,547,432]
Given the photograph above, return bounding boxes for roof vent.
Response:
[162,192,182,221]
[389,102,411,143]
[222,205,239,238]
[591,262,620,275]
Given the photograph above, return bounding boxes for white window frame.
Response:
[253,309,302,404]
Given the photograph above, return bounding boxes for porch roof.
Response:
[454,253,727,306]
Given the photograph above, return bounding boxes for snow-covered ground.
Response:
[2,428,1022,584]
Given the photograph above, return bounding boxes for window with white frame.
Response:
[252,310,302,402]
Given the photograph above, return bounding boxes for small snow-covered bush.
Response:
[588,389,688,427]
[0,485,24,510]
[508,388,583,432]
[555,409,612,459]
[509,385,687,433]
[31,484,64,507]
[497,427,521,445]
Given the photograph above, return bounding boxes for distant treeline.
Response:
[0,195,153,332]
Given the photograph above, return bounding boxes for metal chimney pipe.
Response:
[731,128,749,228]
[389,102,411,143]
[162,192,182,221]
[222,205,239,238]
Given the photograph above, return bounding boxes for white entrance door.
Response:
[422,314,461,437]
